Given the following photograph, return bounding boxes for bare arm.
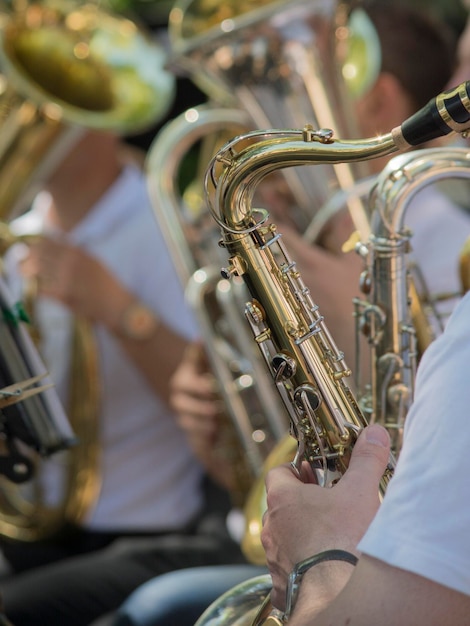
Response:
[290,555,470,626]
[262,424,470,625]
[19,236,188,406]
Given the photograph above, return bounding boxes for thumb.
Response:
[343,424,391,488]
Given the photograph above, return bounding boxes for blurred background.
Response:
[102,0,469,151]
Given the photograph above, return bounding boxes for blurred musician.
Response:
[0,128,210,626]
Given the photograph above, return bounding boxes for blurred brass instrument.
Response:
[354,146,470,456]
[0,0,175,541]
[166,0,379,238]
[147,106,289,508]
[146,0,380,521]
[460,235,470,293]
[194,83,470,625]
[0,276,77,540]
[0,0,174,218]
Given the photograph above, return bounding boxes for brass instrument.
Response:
[0,275,77,538]
[146,0,381,537]
[167,0,380,238]
[0,0,175,541]
[194,82,470,626]
[460,235,470,293]
[0,0,175,218]
[354,146,470,456]
[147,106,290,508]
[246,155,462,548]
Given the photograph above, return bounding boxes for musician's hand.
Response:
[170,342,222,443]
[261,424,391,612]
[19,236,133,326]
[169,342,238,491]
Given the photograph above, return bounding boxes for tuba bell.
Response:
[0,0,175,541]
[0,0,175,219]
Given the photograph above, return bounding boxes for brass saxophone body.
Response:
[207,131,399,492]
[195,82,470,626]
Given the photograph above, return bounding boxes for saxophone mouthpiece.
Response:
[392,81,470,149]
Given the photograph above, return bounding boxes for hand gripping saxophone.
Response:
[195,81,470,626]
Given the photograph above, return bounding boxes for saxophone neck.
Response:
[370,146,470,239]
[206,81,470,231]
[211,129,398,230]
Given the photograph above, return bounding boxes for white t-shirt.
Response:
[3,164,205,532]
[405,182,470,330]
[359,290,470,596]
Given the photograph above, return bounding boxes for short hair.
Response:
[360,1,458,109]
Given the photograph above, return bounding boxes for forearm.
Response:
[114,321,189,406]
[287,555,470,626]
[97,284,189,406]
[282,556,357,625]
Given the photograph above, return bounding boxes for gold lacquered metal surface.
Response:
[0,0,175,132]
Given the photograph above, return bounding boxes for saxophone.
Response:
[355,146,470,456]
[146,0,381,510]
[194,81,470,626]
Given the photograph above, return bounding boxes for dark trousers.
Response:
[0,521,247,626]
[0,478,247,626]
[113,564,268,626]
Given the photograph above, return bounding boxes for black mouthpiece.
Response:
[400,81,470,147]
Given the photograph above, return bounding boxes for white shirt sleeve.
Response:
[358,291,470,596]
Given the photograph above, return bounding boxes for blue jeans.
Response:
[113,564,267,626]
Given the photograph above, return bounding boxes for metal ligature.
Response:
[194,82,470,626]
